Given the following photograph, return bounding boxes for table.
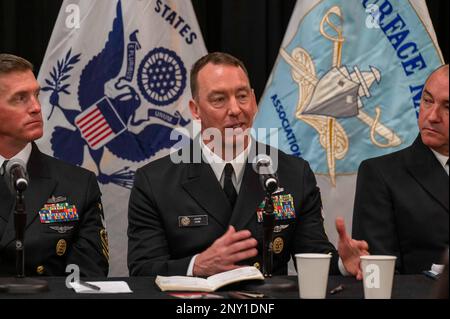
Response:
[0,275,439,299]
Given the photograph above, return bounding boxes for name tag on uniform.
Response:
[178,215,208,228]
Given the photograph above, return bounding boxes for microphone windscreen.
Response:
[5,158,27,175]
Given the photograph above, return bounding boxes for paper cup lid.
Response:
[295,253,332,258]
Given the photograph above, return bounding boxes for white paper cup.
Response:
[361,255,397,299]
[295,253,332,299]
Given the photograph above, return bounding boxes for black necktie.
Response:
[223,163,237,209]
[0,160,8,176]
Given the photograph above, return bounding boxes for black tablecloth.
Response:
[0,275,440,299]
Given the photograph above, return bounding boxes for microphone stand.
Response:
[262,191,275,277]
[0,188,48,294]
[15,190,26,278]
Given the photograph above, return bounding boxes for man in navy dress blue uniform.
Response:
[353,65,449,274]
[128,52,369,278]
[0,54,108,277]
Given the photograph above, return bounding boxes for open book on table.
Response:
[155,266,264,292]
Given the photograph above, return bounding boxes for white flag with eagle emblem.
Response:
[37,0,207,276]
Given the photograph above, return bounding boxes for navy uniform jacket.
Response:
[0,144,108,277]
[352,136,449,274]
[128,142,339,276]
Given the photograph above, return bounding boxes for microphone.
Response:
[5,159,29,192]
[253,154,279,277]
[254,155,279,194]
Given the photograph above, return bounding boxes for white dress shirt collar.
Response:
[430,148,449,176]
[0,143,32,169]
[200,138,252,192]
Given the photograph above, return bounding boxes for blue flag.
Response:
[254,0,443,245]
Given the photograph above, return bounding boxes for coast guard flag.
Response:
[37,0,207,276]
[254,0,443,247]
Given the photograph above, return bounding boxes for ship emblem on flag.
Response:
[279,6,401,185]
[255,1,443,186]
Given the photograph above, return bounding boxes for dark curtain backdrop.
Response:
[0,0,448,100]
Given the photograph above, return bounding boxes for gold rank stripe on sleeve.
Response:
[100,229,109,261]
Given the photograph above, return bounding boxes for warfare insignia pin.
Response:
[274,225,290,233]
[49,226,74,234]
[46,195,67,204]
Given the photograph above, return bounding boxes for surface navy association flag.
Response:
[37,0,207,276]
[253,0,444,247]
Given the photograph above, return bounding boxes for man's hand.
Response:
[193,226,258,277]
[336,217,369,280]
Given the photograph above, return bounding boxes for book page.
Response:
[207,266,264,290]
[155,276,213,292]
